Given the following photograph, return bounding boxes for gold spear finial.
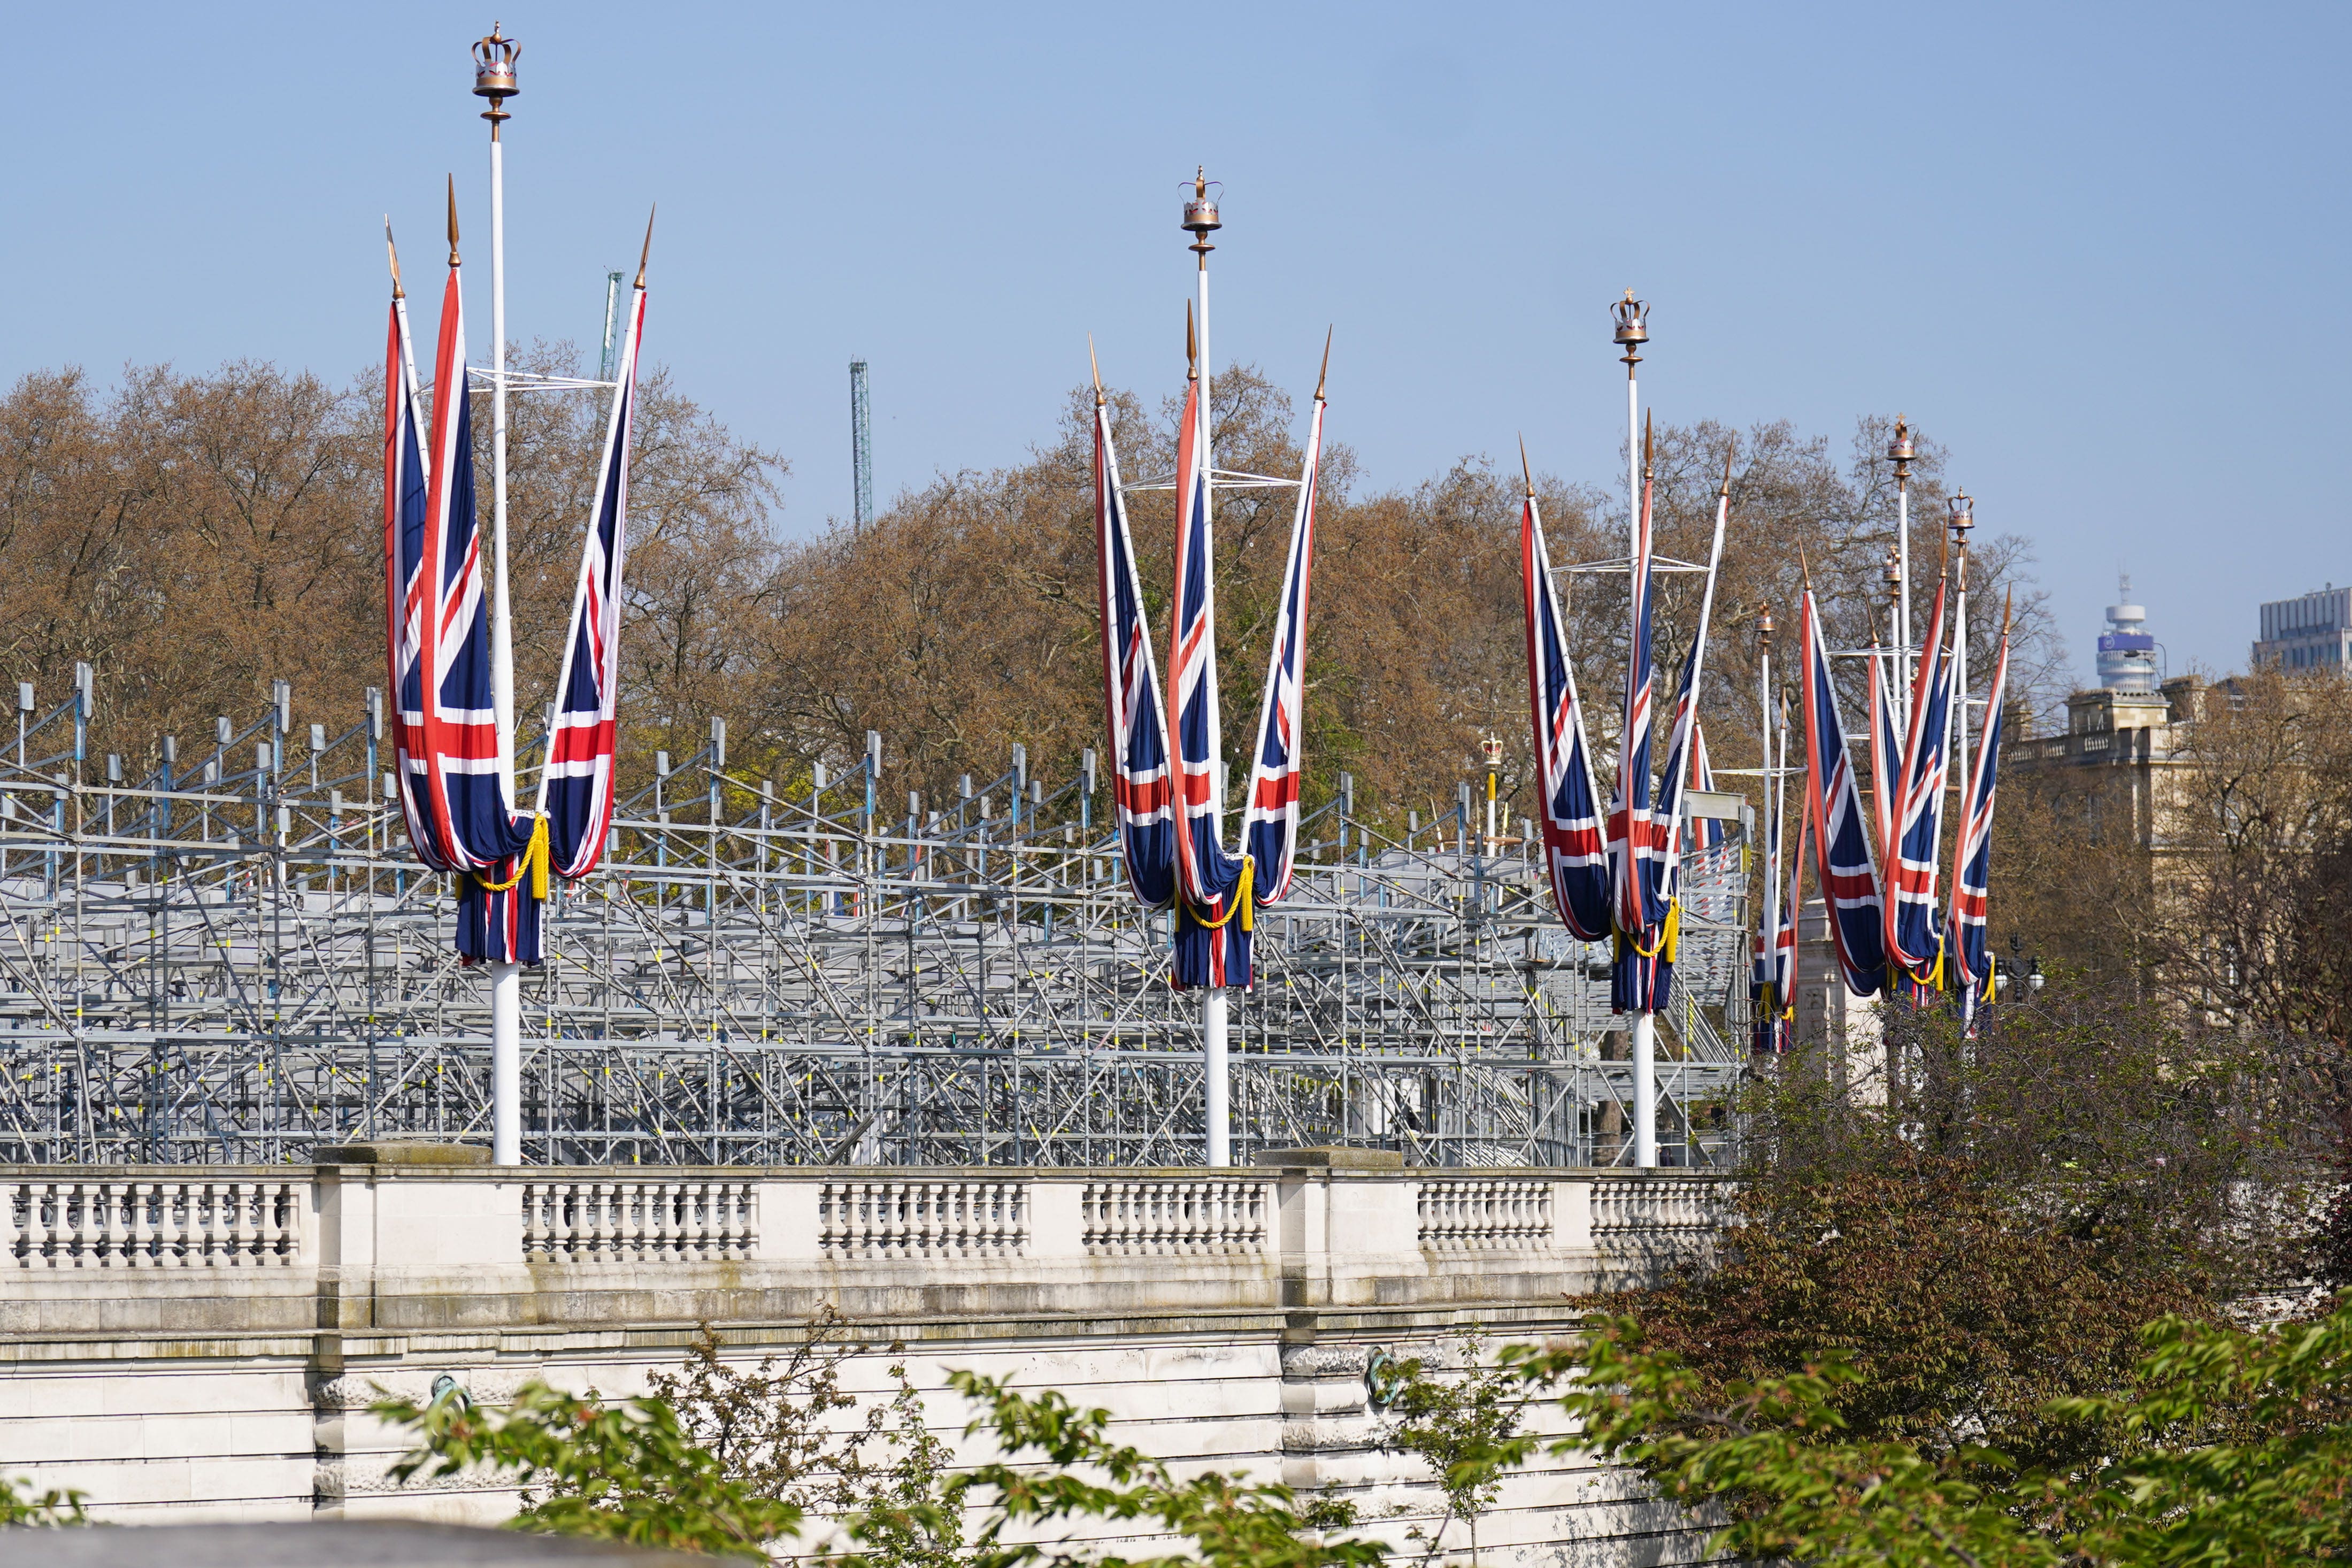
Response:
[1315,326,1333,402]
[1088,334,1105,408]
[385,217,405,299]
[1642,409,1654,477]
[1518,434,1534,498]
[446,176,460,266]
[1720,441,1735,496]
[634,205,656,289]
[1186,301,1198,380]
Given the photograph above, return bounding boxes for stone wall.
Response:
[0,1160,1725,1565]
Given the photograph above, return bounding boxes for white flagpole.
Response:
[1948,490,1974,958]
[1889,420,1915,744]
[476,27,522,1167]
[1756,609,1776,1048]
[1611,293,1656,1169]
[1183,170,1229,1168]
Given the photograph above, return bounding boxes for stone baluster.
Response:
[126,1181,155,1266]
[229,1181,257,1265]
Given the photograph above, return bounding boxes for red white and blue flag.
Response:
[382,276,454,874]
[1520,479,1610,942]
[1167,368,1254,989]
[1869,643,1902,887]
[1240,385,1325,905]
[1948,605,2012,1019]
[1751,769,1802,1056]
[538,273,645,881]
[1800,588,1887,996]
[390,252,545,962]
[1887,578,1954,989]
[1607,434,1667,940]
[1612,451,1727,1013]
[1092,386,1175,909]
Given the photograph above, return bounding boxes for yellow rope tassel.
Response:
[471,814,550,900]
[1620,899,1681,962]
[1189,856,1255,931]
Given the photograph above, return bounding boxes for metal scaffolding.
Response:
[0,679,1752,1169]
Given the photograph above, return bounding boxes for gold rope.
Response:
[1188,855,1255,932]
[471,814,550,900]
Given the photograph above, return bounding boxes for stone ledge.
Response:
[316,1141,494,1166]
[1252,1146,1406,1170]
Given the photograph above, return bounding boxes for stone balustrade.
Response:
[0,1157,1727,1554]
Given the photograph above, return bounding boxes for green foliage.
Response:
[1495,1298,2352,1568]
[826,1370,1393,1568]
[372,1381,802,1559]
[2053,1304,2352,1565]
[0,1472,87,1526]
[1375,1330,1524,1566]
[1579,1155,2195,1485]
[646,1309,961,1567]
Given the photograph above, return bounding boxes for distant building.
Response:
[2253,585,2352,671]
[2096,574,2159,691]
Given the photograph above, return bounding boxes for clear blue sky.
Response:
[6,3,2342,685]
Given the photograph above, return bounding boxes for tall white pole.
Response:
[480,31,521,1168]
[1890,419,1915,738]
[1949,494,1973,866]
[1187,171,1229,1168]
[1614,293,1656,1169]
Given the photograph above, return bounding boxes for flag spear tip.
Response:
[1315,325,1332,402]
[445,175,460,265]
[1088,334,1104,407]
[385,217,404,299]
[1186,301,1197,379]
[1719,442,1734,496]
[634,204,655,288]
[1518,433,1533,497]
[1642,409,1654,474]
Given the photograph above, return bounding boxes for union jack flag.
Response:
[1240,384,1325,904]
[390,253,544,962]
[382,277,452,873]
[1800,588,1886,996]
[1750,696,1797,1053]
[1167,369,1252,989]
[1948,608,2012,1020]
[1612,454,1727,1014]
[1092,386,1174,908]
[1607,435,1667,938]
[1888,578,1954,989]
[1519,481,1609,942]
[1869,643,1902,887]
[539,274,644,881]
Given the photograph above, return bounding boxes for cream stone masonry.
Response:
[0,1160,1726,1567]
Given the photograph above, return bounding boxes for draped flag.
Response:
[1800,588,1887,996]
[1948,606,2012,1021]
[1753,800,1803,1055]
[395,249,545,963]
[1869,644,1902,886]
[382,270,454,874]
[1092,381,1175,909]
[1520,476,1610,942]
[1240,381,1326,905]
[539,268,645,881]
[1607,434,1667,938]
[1887,579,1954,990]
[1167,367,1254,990]
[1612,450,1727,1013]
